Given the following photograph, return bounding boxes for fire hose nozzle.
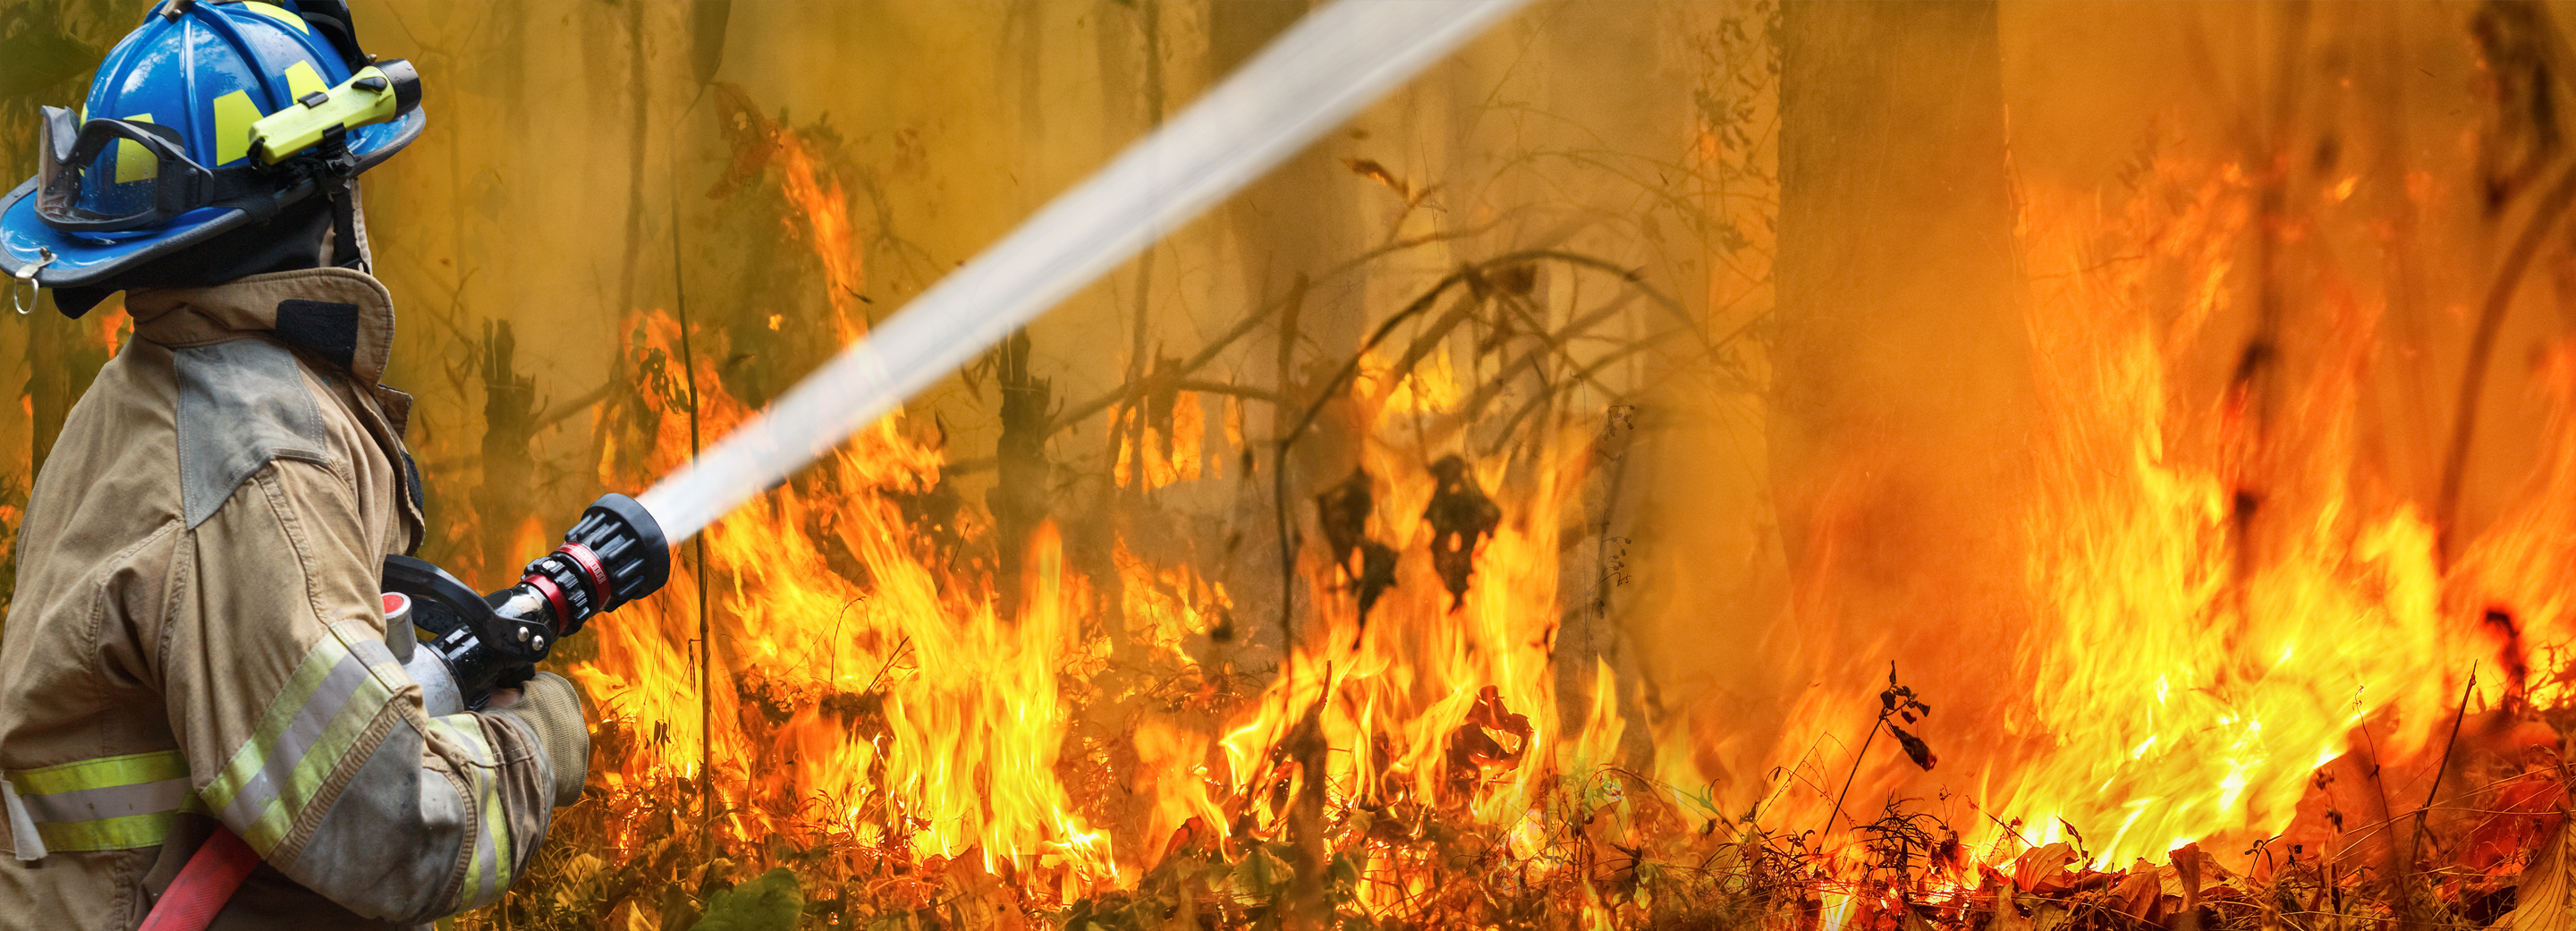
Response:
[382,493,671,708]
[515,493,673,637]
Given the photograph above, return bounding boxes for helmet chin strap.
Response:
[324,177,371,274]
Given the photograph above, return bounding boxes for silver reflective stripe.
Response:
[201,625,411,856]
[14,776,192,824]
[1,777,45,861]
[215,641,377,831]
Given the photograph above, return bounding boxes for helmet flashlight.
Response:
[247,58,422,165]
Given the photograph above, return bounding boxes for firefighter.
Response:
[0,2,589,927]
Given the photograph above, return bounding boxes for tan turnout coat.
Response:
[0,268,557,929]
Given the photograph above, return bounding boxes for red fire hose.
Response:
[135,826,258,931]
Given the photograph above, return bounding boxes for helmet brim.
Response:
[0,106,424,289]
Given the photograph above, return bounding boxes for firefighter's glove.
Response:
[491,672,590,808]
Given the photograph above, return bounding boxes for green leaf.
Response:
[1239,845,1292,895]
[687,868,802,931]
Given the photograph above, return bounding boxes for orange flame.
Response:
[555,154,2576,915]
[769,131,868,343]
[569,305,1610,901]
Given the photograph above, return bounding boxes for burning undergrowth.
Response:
[476,251,1744,929]
[438,28,2576,931]
[455,235,2576,930]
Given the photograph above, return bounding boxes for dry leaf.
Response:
[2112,867,2161,920]
[1890,723,1938,771]
[1424,455,1501,609]
[1988,897,2033,931]
[2013,842,2078,893]
[2507,814,2572,931]
[1314,468,1374,577]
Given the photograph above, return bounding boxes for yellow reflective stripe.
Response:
[455,755,511,908]
[211,89,263,165]
[199,625,401,855]
[241,664,395,853]
[114,114,156,184]
[200,636,345,816]
[38,811,176,851]
[434,714,506,907]
[28,795,209,852]
[241,1,310,34]
[485,766,512,894]
[6,750,206,852]
[6,750,187,797]
[282,61,327,101]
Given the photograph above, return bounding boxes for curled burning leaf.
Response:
[1424,455,1501,610]
[1315,468,1374,579]
[1239,843,1293,895]
[1888,724,1937,771]
[1447,686,1535,794]
[1355,540,1399,625]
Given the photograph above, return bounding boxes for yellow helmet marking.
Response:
[282,61,327,101]
[240,2,311,35]
[212,91,263,166]
[114,114,155,185]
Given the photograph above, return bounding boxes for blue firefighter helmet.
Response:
[0,0,424,317]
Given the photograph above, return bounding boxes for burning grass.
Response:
[445,27,2576,929]
[446,275,2576,929]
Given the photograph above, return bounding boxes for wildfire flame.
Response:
[509,85,2576,931]
[570,308,1597,900]
[1743,152,2572,884]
